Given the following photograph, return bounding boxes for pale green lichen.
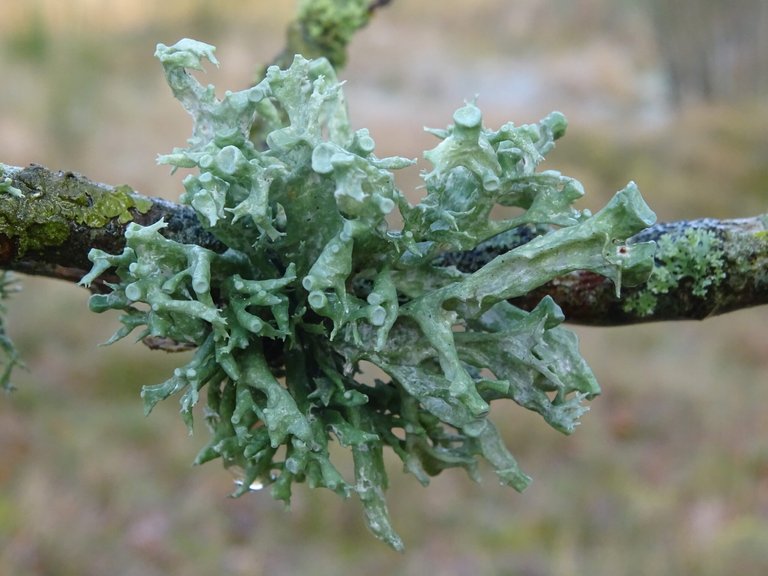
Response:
[81,39,656,550]
[0,178,22,198]
[0,164,23,198]
[0,272,23,391]
[623,227,726,317]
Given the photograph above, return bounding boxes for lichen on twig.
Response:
[74,39,657,549]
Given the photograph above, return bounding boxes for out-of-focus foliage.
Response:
[646,0,768,106]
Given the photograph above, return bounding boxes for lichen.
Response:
[81,184,153,227]
[0,177,23,198]
[0,168,152,256]
[278,0,374,69]
[0,271,23,391]
[0,164,22,196]
[81,39,656,549]
[623,227,726,316]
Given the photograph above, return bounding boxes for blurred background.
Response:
[1,1,767,574]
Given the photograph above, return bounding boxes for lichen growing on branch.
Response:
[79,39,656,549]
[623,226,726,317]
[272,0,383,70]
[0,272,23,391]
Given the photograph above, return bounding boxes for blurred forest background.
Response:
[1,1,767,575]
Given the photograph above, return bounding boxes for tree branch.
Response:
[267,0,394,72]
[1,163,766,324]
[510,216,768,324]
[0,164,223,287]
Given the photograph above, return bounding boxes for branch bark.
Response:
[0,164,223,287]
[509,216,768,324]
[1,163,766,324]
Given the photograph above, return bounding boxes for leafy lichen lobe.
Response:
[81,39,656,549]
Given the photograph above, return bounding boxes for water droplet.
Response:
[229,465,265,492]
[234,478,264,492]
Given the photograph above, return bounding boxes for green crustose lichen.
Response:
[79,184,153,227]
[623,227,726,317]
[0,168,152,256]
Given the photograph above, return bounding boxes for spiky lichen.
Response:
[623,227,726,317]
[80,39,656,549]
